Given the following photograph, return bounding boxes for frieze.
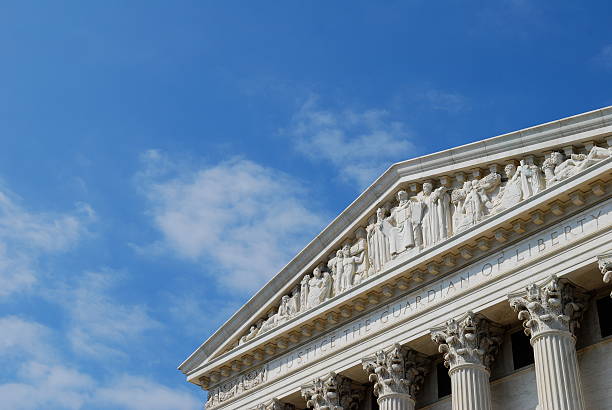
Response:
[233,146,611,351]
[206,365,267,409]
[258,200,610,388]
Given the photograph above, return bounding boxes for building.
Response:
[179,107,612,410]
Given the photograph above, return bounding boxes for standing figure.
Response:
[300,274,310,312]
[340,243,364,290]
[366,207,392,273]
[353,227,371,280]
[328,250,344,296]
[386,190,421,255]
[455,180,489,232]
[416,182,452,247]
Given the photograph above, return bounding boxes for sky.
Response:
[0,1,611,409]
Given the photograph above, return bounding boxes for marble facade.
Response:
[179,107,612,409]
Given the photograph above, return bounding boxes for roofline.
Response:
[179,105,612,373]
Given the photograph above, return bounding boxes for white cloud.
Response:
[138,153,327,292]
[0,188,94,298]
[0,316,53,361]
[94,375,200,410]
[0,316,199,410]
[285,96,416,189]
[420,89,469,112]
[0,362,94,410]
[56,270,161,359]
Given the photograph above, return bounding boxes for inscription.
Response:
[268,200,611,380]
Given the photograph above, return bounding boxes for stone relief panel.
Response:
[234,145,611,350]
[205,365,267,409]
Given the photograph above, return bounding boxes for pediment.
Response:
[179,106,612,389]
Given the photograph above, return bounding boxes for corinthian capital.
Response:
[509,275,587,339]
[362,343,429,399]
[254,398,295,410]
[301,372,362,410]
[431,311,502,370]
[598,254,612,297]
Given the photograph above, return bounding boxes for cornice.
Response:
[188,158,611,387]
[179,106,612,377]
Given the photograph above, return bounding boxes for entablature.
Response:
[191,156,611,388]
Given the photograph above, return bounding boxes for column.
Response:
[362,343,429,410]
[430,311,502,410]
[254,398,295,410]
[598,254,612,297]
[509,274,587,410]
[301,372,363,410]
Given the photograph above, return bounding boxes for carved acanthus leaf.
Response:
[362,343,429,399]
[254,398,295,410]
[301,372,363,410]
[598,254,612,297]
[509,275,587,339]
[431,311,502,370]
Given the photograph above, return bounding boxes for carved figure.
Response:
[415,182,451,247]
[489,163,525,214]
[300,274,310,312]
[454,180,489,232]
[306,265,332,310]
[386,190,423,255]
[258,309,278,334]
[366,208,392,273]
[352,228,371,280]
[238,324,259,345]
[542,147,610,187]
[328,250,344,295]
[340,243,364,290]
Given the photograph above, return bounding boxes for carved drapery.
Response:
[431,311,502,410]
[598,253,612,297]
[362,343,429,410]
[301,372,363,410]
[508,275,588,410]
[235,145,610,350]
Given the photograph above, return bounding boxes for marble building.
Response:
[179,107,612,410]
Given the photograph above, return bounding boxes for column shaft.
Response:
[532,332,585,410]
[449,365,491,410]
[377,393,415,410]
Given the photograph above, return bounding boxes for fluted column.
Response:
[301,372,363,410]
[431,311,502,410]
[362,343,429,410]
[509,275,587,410]
[598,254,612,297]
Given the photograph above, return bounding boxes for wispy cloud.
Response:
[283,96,416,189]
[137,152,328,293]
[0,188,94,298]
[55,270,161,359]
[0,316,198,410]
[93,375,200,410]
[420,89,469,112]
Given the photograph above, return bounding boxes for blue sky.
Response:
[0,1,611,409]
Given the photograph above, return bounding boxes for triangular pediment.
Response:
[179,106,612,388]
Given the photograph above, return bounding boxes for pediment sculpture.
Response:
[235,146,610,350]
